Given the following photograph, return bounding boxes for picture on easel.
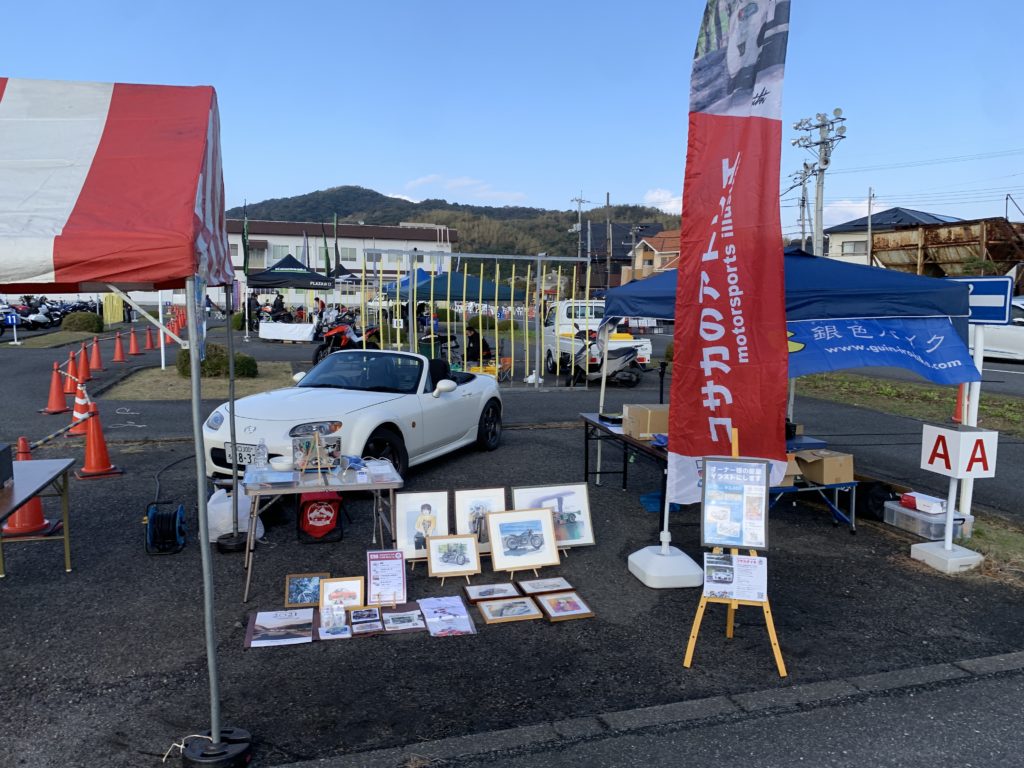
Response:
[453,487,506,555]
[292,434,342,473]
[702,552,767,602]
[485,508,560,573]
[426,534,481,580]
[700,457,770,550]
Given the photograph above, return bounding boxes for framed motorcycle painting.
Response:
[453,487,507,556]
[425,534,481,579]
[511,483,594,548]
[486,508,560,574]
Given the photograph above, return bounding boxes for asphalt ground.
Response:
[1,325,1023,767]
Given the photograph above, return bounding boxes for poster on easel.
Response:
[700,457,770,550]
[366,549,407,605]
[703,553,767,602]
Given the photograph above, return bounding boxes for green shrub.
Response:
[664,341,674,363]
[467,316,515,332]
[61,311,103,333]
[230,313,246,331]
[176,342,258,378]
[433,308,461,323]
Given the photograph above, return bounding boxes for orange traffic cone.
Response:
[165,320,175,345]
[76,403,122,479]
[952,383,966,424]
[89,335,105,371]
[3,437,52,535]
[112,332,126,363]
[76,342,91,383]
[128,327,142,356]
[66,382,90,437]
[144,326,155,350]
[63,351,77,395]
[42,362,70,414]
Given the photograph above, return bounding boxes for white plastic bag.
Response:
[207,488,264,540]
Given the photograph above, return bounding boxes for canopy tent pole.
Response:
[445,268,453,367]
[595,322,611,484]
[534,255,544,389]
[216,284,246,553]
[523,263,532,380]
[509,263,517,385]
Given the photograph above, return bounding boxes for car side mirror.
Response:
[292,371,306,383]
[432,378,457,398]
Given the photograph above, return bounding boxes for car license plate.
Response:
[226,443,258,464]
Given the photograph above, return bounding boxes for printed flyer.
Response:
[703,553,768,602]
[701,457,769,550]
[366,549,407,605]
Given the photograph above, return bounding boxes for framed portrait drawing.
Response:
[453,487,506,555]
[535,591,594,622]
[512,483,594,548]
[464,583,520,603]
[485,508,560,573]
[477,596,542,624]
[395,491,449,560]
[284,572,330,608]
[318,576,364,613]
[426,534,481,579]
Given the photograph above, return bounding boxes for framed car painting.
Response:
[534,591,594,622]
[394,491,449,561]
[485,508,560,573]
[512,483,594,548]
[453,487,506,555]
[477,596,542,624]
[318,576,364,613]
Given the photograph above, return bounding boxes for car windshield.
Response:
[298,351,423,394]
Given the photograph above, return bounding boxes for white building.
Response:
[822,207,960,266]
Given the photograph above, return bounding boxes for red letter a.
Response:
[966,439,989,473]
[927,435,951,470]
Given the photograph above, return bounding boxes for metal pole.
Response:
[534,255,543,389]
[158,292,166,370]
[185,277,222,743]
[605,192,612,288]
[867,187,874,266]
[523,263,532,379]
[406,253,416,353]
[225,287,240,539]
[813,145,827,257]
[957,325,987,540]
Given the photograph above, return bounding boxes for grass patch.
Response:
[103,362,296,400]
[796,373,1024,438]
[965,517,1024,589]
[8,330,99,349]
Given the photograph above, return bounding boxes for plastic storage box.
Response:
[883,500,974,540]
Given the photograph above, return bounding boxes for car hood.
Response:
[229,387,405,421]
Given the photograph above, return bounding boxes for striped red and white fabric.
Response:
[0,77,232,291]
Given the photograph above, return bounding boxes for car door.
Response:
[981,303,1024,360]
[417,368,477,452]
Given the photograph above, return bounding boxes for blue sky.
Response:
[7,1,1024,244]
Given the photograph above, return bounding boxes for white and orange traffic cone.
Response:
[66,383,90,437]
[76,403,122,479]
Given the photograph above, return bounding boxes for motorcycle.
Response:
[440,546,469,566]
[558,325,643,388]
[503,528,544,551]
[311,310,380,365]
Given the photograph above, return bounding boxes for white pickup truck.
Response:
[542,299,653,374]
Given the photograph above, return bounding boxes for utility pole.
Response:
[866,186,875,266]
[605,192,613,289]
[571,193,589,261]
[792,108,847,257]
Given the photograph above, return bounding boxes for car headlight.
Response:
[205,409,225,431]
[289,421,343,437]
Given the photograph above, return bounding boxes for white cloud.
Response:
[644,188,682,215]
[401,174,526,205]
[405,174,442,190]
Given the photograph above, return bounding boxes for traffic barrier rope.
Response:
[112,332,126,363]
[66,382,91,437]
[63,350,78,394]
[31,410,94,448]
[76,342,91,383]
[2,437,53,536]
[89,335,105,371]
[41,362,70,415]
[76,402,122,479]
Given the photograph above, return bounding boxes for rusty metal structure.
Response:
[871,217,1024,288]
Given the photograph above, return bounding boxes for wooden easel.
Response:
[439,575,472,588]
[505,566,540,579]
[683,546,787,677]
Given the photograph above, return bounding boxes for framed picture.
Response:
[700,457,770,550]
[395,491,449,560]
[351,620,383,635]
[284,572,330,608]
[318,576,365,613]
[317,606,352,640]
[426,534,481,579]
[486,508,560,573]
[464,583,520,603]
[517,577,573,595]
[535,591,594,622]
[366,550,407,606]
[453,487,506,555]
[477,596,542,624]
[512,483,594,548]
[349,606,381,624]
[291,434,342,472]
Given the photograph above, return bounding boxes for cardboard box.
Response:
[900,492,945,515]
[793,449,854,485]
[780,452,801,486]
[622,404,669,441]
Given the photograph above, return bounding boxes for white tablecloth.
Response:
[258,323,316,342]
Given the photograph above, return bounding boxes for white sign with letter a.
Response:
[920,425,998,479]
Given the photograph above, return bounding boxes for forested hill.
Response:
[226,185,678,256]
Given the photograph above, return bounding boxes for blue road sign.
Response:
[2,312,18,327]
[948,276,1014,325]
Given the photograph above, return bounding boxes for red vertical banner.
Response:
[668,1,792,504]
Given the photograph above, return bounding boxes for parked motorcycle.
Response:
[440,547,469,566]
[311,310,380,365]
[503,529,544,551]
[558,325,643,388]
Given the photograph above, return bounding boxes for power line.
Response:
[826,148,1024,175]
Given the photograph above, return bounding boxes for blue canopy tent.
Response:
[384,270,525,302]
[603,248,979,386]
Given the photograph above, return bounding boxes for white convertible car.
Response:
[203,349,502,479]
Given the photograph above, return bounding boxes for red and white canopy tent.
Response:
[0,76,245,760]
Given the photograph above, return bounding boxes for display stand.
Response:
[438,575,472,588]
[683,546,787,678]
[504,567,540,579]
